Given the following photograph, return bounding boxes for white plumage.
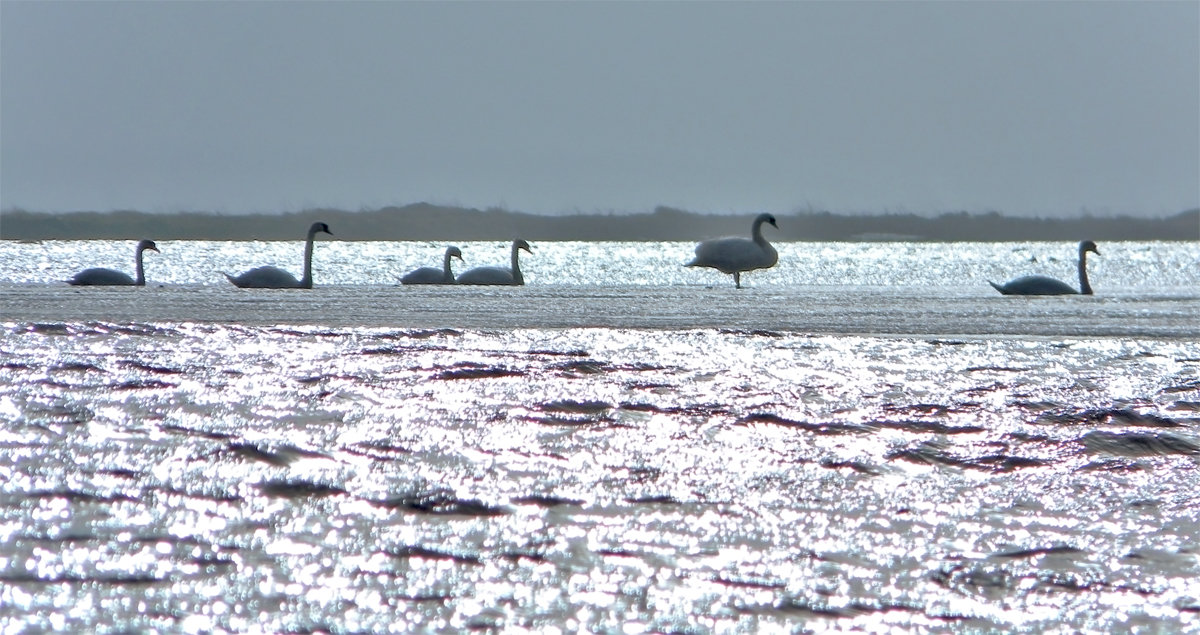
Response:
[401,246,463,285]
[686,213,779,289]
[225,222,332,289]
[456,240,532,286]
[69,239,159,286]
[989,240,1099,296]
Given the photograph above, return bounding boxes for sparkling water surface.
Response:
[1,240,1198,632]
[3,239,1198,288]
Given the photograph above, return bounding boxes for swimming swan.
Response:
[401,246,463,285]
[989,240,1100,295]
[224,222,333,289]
[686,213,779,288]
[456,239,532,286]
[69,239,160,286]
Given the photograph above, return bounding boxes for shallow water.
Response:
[4,239,1198,289]
[1,240,1198,632]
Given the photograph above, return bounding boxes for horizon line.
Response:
[3,204,1197,221]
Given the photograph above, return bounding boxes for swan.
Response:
[224,221,333,289]
[68,239,159,286]
[456,239,532,285]
[989,240,1100,295]
[401,246,463,285]
[686,213,779,288]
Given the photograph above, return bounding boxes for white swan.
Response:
[401,246,463,285]
[225,222,333,289]
[686,213,779,288]
[989,240,1100,295]
[68,239,159,286]
[456,239,532,286]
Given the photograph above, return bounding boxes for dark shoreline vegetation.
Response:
[1,204,1197,242]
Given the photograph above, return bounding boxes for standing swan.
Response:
[401,246,464,285]
[456,239,532,286]
[69,239,160,286]
[686,213,779,289]
[224,222,333,289]
[989,240,1100,295]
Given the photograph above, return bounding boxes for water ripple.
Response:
[0,323,1198,631]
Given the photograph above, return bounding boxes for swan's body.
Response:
[686,213,779,288]
[989,240,1100,296]
[456,239,532,286]
[989,275,1080,296]
[225,222,332,289]
[401,246,463,285]
[226,266,305,289]
[69,239,159,286]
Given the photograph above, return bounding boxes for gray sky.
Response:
[2,1,1197,217]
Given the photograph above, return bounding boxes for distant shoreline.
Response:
[1,204,1197,242]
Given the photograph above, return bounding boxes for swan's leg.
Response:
[733,272,742,289]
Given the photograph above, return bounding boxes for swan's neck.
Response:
[1078,249,1092,295]
[300,230,317,288]
[751,218,767,246]
[751,218,778,265]
[510,244,524,285]
[443,251,455,281]
[134,247,146,286]
[752,218,776,251]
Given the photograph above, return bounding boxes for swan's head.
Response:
[514,239,533,254]
[137,239,160,254]
[755,213,778,229]
[310,222,333,237]
[1079,240,1099,256]
[447,246,464,261]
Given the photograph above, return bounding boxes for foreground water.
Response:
[1,240,1198,632]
